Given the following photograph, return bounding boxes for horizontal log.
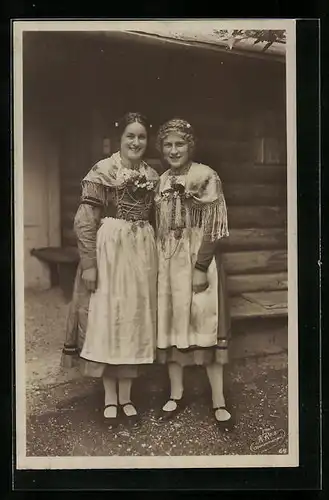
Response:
[227,272,288,295]
[223,250,287,275]
[217,162,287,183]
[182,114,251,138]
[224,183,286,205]
[147,160,288,183]
[196,139,253,162]
[220,228,287,251]
[59,235,286,277]
[62,227,287,258]
[61,159,287,186]
[228,206,287,228]
[61,181,286,209]
[61,205,287,233]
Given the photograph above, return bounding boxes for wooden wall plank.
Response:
[59,236,289,279]
[62,223,287,272]
[228,206,287,228]
[217,162,287,183]
[147,159,287,183]
[62,205,287,231]
[61,159,287,184]
[220,228,287,251]
[196,139,253,162]
[61,182,287,209]
[223,249,287,275]
[227,272,287,295]
[224,183,286,205]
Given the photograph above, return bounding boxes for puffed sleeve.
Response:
[73,177,108,270]
[194,168,228,271]
[74,203,103,271]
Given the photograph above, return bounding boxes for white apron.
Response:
[157,227,218,350]
[81,217,157,365]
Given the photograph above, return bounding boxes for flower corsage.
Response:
[123,170,157,196]
[161,180,193,200]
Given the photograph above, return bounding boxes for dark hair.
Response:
[115,112,151,137]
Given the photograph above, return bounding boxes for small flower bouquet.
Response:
[131,173,156,192]
[123,171,157,194]
[122,171,157,199]
[161,180,193,200]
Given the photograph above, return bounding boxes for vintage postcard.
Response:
[14,19,298,470]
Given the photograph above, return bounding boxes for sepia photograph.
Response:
[14,19,298,469]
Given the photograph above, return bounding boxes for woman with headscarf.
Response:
[155,118,233,431]
[61,112,159,427]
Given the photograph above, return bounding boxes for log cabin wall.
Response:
[24,32,287,322]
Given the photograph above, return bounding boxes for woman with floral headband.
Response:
[155,118,233,431]
[61,112,159,427]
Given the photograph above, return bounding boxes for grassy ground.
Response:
[24,287,288,457]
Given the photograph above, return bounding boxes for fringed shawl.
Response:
[155,163,229,242]
[80,152,159,206]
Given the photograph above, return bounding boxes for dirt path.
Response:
[23,287,289,457]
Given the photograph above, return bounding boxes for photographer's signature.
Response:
[250,425,286,454]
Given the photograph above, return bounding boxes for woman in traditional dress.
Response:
[155,118,233,431]
[61,112,159,427]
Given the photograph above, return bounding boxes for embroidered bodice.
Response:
[106,181,155,222]
[80,153,159,223]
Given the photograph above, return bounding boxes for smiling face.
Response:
[162,132,191,170]
[120,121,148,163]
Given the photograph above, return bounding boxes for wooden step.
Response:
[230,290,288,320]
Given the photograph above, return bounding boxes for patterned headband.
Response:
[156,119,196,151]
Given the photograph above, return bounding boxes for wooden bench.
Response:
[30,246,79,300]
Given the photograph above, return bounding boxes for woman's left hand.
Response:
[192,268,209,294]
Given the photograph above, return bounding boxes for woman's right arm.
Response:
[74,203,103,291]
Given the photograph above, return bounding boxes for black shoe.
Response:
[120,402,140,427]
[158,398,185,422]
[103,404,119,428]
[213,406,234,432]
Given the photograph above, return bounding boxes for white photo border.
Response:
[13,18,298,470]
